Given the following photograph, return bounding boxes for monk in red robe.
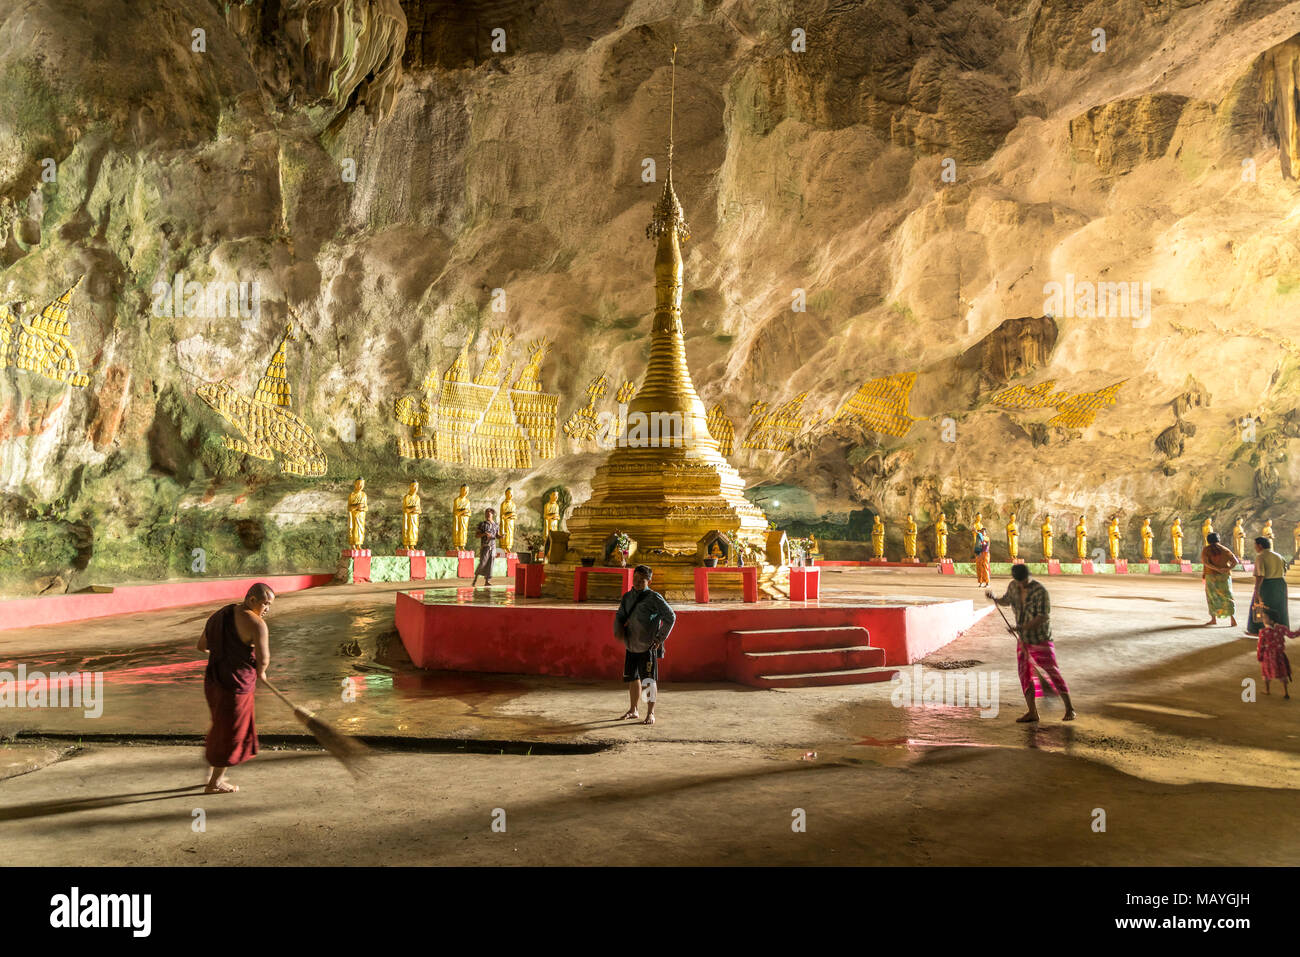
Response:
[197,583,273,793]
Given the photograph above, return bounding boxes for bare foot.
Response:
[619,709,639,720]
[1015,712,1039,723]
[1063,710,1077,721]
[1203,619,1215,626]
[1230,617,1237,627]
[643,713,656,725]
[204,781,238,793]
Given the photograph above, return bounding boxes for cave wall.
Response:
[4,0,1300,593]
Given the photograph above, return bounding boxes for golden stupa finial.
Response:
[646,43,690,245]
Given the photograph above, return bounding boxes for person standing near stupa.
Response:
[471,508,499,588]
[614,564,676,726]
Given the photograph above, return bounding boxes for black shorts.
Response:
[622,650,658,683]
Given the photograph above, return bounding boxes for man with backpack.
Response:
[613,564,676,725]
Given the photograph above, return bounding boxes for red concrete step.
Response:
[743,644,886,674]
[729,625,872,654]
[751,666,900,689]
[726,626,892,687]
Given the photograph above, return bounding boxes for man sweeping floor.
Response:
[197,583,273,792]
[986,563,1076,723]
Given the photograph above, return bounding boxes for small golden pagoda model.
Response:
[546,48,770,600]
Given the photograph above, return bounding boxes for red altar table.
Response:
[694,565,759,603]
[514,562,546,597]
[788,565,820,600]
[573,565,635,602]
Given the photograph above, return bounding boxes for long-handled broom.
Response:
[259,676,369,778]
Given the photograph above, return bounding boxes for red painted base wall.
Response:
[395,593,989,681]
[0,573,335,631]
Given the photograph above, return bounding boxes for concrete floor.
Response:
[0,568,1296,865]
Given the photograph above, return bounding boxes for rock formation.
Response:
[5,0,1300,592]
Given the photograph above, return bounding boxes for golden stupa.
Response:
[546,49,774,601]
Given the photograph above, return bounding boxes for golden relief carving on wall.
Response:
[742,392,808,451]
[196,321,328,476]
[562,373,609,442]
[831,372,919,438]
[1046,381,1126,429]
[395,330,558,467]
[616,379,636,403]
[991,381,1068,410]
[0,275,93,388]
[706,402,735,456]
[992,379,1126,429]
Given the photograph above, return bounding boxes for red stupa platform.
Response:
[395,588,992,689]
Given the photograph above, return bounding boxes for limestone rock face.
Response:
[7,0,1300,593]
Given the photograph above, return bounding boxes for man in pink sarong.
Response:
[197,583,273,793]
[987,563,1076,723]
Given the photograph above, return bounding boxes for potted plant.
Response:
[520,532,546,565]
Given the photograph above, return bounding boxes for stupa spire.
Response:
[646,44,690,246]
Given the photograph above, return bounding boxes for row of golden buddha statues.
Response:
[875,513,1295,562]
[344,478,564,553]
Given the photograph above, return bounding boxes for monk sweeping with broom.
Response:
[197,584,273,793]
[198,583,368,793]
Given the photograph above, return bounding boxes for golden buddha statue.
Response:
[972,512,985,549]
[1041,516,1053,560]
[1293,520,1300,558]
[871,515,885,559]
[1262,519,1274,543]
[401,481,421,550]
[1233,518,1245,557]
[1075,516,1087,560]
[1107,515,1121,562]
[1141,517,1153,561]
[904,514,918,560]
[347,478,367,549]
[1201,517,1213,547]
[500,488,517,551]
[543,490,561,536]
[1006,515,1019,561]
[935,513,948,560]
[1171,517,1183,561]
[809,534,820,556]
[452,484,471,551]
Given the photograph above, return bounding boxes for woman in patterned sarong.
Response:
[1255,606,1293,698]
[1247,536,1289,636]
[1199,532,1238,627]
